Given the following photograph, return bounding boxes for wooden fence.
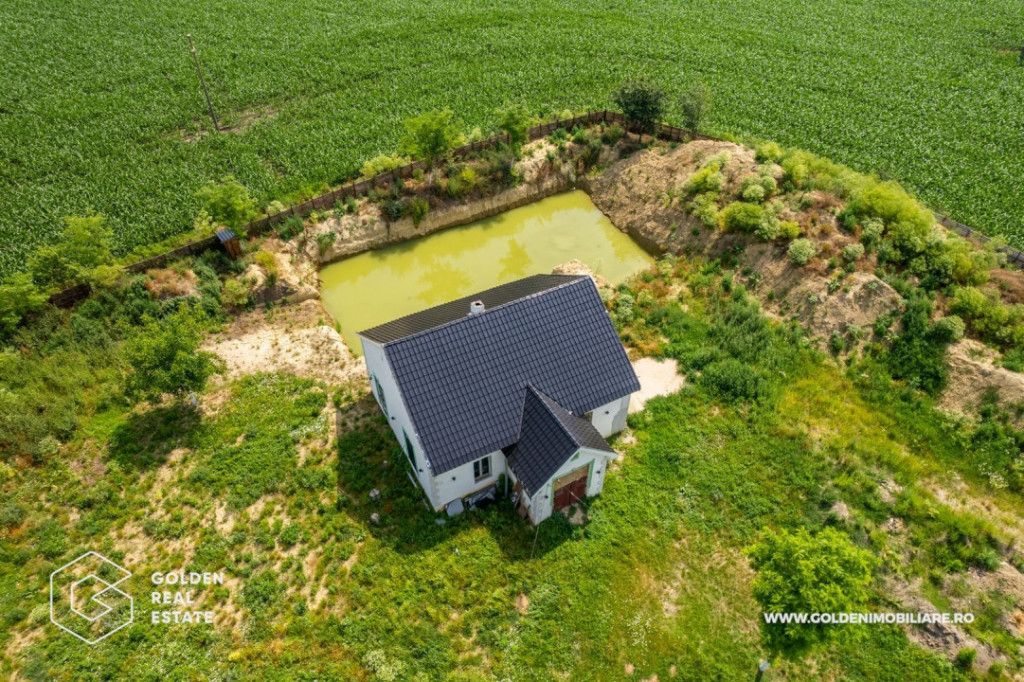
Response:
[48,110,1021,307]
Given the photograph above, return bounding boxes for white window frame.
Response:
[473,455,491,482]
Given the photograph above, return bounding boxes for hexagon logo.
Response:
[50,551,133,644]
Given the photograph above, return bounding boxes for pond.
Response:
[319,190,654,354]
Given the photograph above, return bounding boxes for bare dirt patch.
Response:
[180,106,278,143]
[202,299,365,387]
[629,357,686,413]
[145,268,198,299]
[940,339,1024,422]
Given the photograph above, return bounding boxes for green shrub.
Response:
[495,103,532,155]
[399,109,465,165]
[35,518,68,560]
[360,154,410,179]
[741,183,765,203]
[0,273,48,338]
[928,316,965,343]
[123,303,224,404]
[721,202,763,233]
[953,647,976,671]
[860,218,884,248]
[700,358,768,403]
[788,239,817,265]
[600,124,624,145]
[754,141,784,164]
[197,176,257,229]
[683,165,725,196]
[253,250,278,286]
[779,221,801,240]
[679,83,712,133]
[842,243,865,262]
[885,296,949,395]
[408,197,430,226]
[691,193,720,229]
[748,527,876,657]
[316,232,337,258]
[0,504,26,528]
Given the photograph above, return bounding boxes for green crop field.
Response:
[2,0,1023,275]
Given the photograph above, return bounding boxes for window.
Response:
[373,376,388,416]
[404,430,416,468]
[473,455,491,481]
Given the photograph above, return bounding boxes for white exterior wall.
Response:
[590,394,630,438]
[360,336,441,508]
[432,451,506,508]
[523,447,616,524]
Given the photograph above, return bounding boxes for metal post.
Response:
[187,34,220,132]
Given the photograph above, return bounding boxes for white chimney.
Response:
[469,300,485,316]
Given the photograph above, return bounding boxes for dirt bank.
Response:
[202,299,365,387]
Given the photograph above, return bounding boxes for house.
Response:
[357,274,640,524]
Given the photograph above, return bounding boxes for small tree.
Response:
[748,526,876,658]
[197,176,257,229]
[28,213,117,290]
[680,83,712,135]
[0,273,48,337]
[495,103,532,157]
[398,109,465,167]
[613,79,665,142]
[123,303,224,405]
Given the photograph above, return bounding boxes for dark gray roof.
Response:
[364,274,639,474]
[507,386,615,496]
[360,275,583,344]
[215,229,237,243]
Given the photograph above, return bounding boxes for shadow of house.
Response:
[334,420,576,559]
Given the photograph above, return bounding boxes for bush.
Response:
[755,141,784,164]
[683,165,725,196]
[252,250,278,285]
[721,202,763,233]
[679,83,712,134]
[788,239,817,265]
[360,154,410,179]
[595,125,621,146]
[123,303,224,404]
[779,221,801,240]
[614,79,665,138]
[841,243,865,263]
[316,232,336,258]
[691,193,720,229]
[741,183,765,203]
[928,316,965,344]
[748,527,876,657]
[860,217,884,247]
[197,176,257,229]
[399,109,465,165]
[885,296,950,394]
[408,197,430,227]
[495,103,532,156]
[700,358,768,403]
[953,648,976,671]
[0,273,48,338]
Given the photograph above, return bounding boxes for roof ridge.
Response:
[379,275,588,348]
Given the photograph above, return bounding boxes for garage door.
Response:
[553,463,589,511]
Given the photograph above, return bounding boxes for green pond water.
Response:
[320,190,654,354]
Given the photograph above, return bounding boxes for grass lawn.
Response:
[2,0,1023,276]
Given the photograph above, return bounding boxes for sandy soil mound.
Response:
[587,141,903,347]
[203,299,365,387]
[941,339,1024,421]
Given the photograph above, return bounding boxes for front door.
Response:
[552,463,589,511]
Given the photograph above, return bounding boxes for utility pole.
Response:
[187,34,220,132]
